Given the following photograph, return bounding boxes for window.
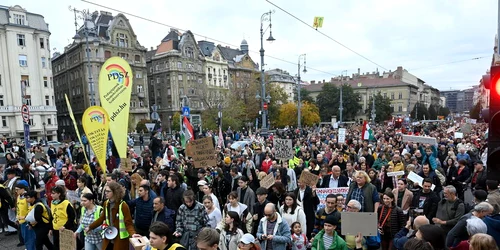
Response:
[0,95,3,106]
[390,105,394,112]
[399,92,403,99]
[136,72,142,79]
[139,101,144,107]
[45,95,50,106]
[167,88,171,95]
[19,55,27,66]
[398,105,402,112]
[156,77,160,84]
[17,34,25,46]
[177,62,182,69]
[40,38,45,49]
[105,50,111,59]
[0,74,2,86]
[41,57,46,68]
[391,92,394,100]
[13,14,25,25]
[383,92,387,98]
[25,95,32,105]
[116,33,128,47]
[21,75,29,86]
[46,38,49,50]
[118,53,128,59]
[29,116,34,126]
[135,55,141,63]
[178,75,183,81]
[1,116,6,127]
[137,85,143,93]
[43,77,48,87]
[47,118,52,125]
[179,88,184,95]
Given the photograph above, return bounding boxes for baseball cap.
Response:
[198,168,207,174]
[239,233,255,244]
[16,180,29,188]
[197,180,208,186]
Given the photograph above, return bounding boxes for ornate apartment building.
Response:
[265,68,296,103]
[0,5,57,140]
[198,40,230,108]
[52,11,149,139]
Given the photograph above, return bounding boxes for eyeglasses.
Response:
[104,190,112,193]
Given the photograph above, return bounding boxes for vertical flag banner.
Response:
[98,57,133,159]
[82,106,110,176]
[362,120,375,141]
[65,94,89,163]
[313,16,324,28]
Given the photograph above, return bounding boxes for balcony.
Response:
[0,105,57,113]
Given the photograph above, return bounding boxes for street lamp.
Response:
[297,54,307,134]
[259,10,276,135]
[168,115,172,135]
[69,6,98,106]
[339,70,348,125]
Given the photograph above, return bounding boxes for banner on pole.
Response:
[82,106,110,175]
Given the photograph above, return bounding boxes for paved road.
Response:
[0,231,24,250]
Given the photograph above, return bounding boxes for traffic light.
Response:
[263,103,268,110]
[486,65,500,181]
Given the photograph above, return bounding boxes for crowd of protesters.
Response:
[0,120,499,250]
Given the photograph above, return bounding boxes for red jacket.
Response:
[45,175,59,206]
[62,174,77,191]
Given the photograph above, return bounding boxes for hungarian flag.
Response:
[181,116,194,148]
[362,120,375,141]
[217,127,224,148]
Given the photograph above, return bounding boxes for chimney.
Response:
[358,68,360,75]
[150,47,153,51]
[311,80,315,84]
[323,79,325,83]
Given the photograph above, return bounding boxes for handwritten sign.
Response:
[259,173,275,189]
[316,187,349,211]
[446,127,455,134]
[274,139,293,160]
[299,171,319,187]
[120,158,132,172]
[338,128,346,143]
[66,190,81,204]
[402,135,436,145]
[387,171,405,177]
[60,229,76,250]
[191,137,216,168]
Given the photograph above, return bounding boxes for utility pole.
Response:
[339,70,347,124]
[371,93,376,122]
[259,10,275,136]
[297,54,306,135]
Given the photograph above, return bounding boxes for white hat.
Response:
[240,233,255,244]
[55,180,65,186]
[197,180,208,186]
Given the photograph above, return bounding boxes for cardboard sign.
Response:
[274,139,293,160]
[35,152,45,160]
[66,190,81,204]
[259,173,276,189]
[130,236,150,250]
[341,212,378,236]
[191,137,216,168]
[299,171,319,187]
[446,127,455,134]
[60,229,76,250]
[121,158,132,172]
[454,132,464,139]
[338,128,346,143]
[402,135,437,145]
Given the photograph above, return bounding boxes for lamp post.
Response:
[297,54,307,134]
[339,70,348,125]
[69,6,98,106]
[42,122,46,144]
[371,92,377,122]
[259,10,276,136]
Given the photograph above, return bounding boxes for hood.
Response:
[484,214,500,230]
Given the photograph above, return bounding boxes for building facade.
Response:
[0,5,57,140]
[52,11,149,140]
[198,40,229,108]
[440,90,464,114]
[265,68,295,103]
[146,29,205,130]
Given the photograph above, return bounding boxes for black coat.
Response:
[411,191,440,222]
[319,174,349,188]
[164,185,184,212]
[294,186,319,238]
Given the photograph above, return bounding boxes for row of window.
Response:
[17,34,50,50]
[151,62,203,72]
[0,95,53,106]
[382,92,404,100]
[130,101,145,108]
[15,75,52,88]
[18,55,49,68]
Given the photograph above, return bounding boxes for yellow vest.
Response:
[148,243,183,250]
[52,200,71,230]
[16,197,29,223]
[28,202,50,224]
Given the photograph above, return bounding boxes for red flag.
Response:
[183,116,194,141]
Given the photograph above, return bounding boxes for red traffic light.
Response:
[263,103,268,110]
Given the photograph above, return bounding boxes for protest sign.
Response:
[466,118,477,124]
[341,212,378,236]
[387,171,405,177]
[274,139,293,160]
[190,137,216,168]
[299,171,319,187]
[402,135,437,145]
[316,187,349,211]
[454,132,463,139]
[66,190,81,204]
[121,158,132,172]
[338,128,346,143]
[446,127,455,134]
[260,173,275,189]
[60,228,76,250]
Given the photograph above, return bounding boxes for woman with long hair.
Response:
[279,193,307,235]
[392,179,413,213]
[469,233,498,250]
[218,191,252,234]
[377,192,405,250]
[203,195,222,229]
[50,185,77,250]
[453,159,470,201]
[74,193,103,250]
[130,173,143,199]
[212,167,230,209]
[218,211,244,250]
[368,168,382,193]
[268,182,286,208]
[88,182,137,250]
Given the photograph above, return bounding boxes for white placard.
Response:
[387,171,405,177]
[274,139,293,160]
[402,135,437,145]
[338,128,346,143]
[333,122,339,129]
[466,118,477,124]
[407,171,423,184]
[454,132,463,139]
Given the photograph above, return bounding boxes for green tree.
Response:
[365,92,392,123]
[411,103,430,120]
[294,87,315,103]
[469,102,481,119]
[316,83,361,122]
[172,112,181,132]
[135,120,149,133]
[268,84,288,127]
[438,106,451,117]
[427,105,438,120]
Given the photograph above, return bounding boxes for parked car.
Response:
[47,140,62,146]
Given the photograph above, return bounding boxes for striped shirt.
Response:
[323,234,333,249]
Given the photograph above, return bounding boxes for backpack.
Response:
[35,202,53,224]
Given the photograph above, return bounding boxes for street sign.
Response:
[21,104,29,123]
[145,123,155,132]
[182,106,190,117]
[151,112,159,120]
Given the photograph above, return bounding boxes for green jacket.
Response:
[311,229,348,250]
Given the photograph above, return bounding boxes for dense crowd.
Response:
[0,120,499,250]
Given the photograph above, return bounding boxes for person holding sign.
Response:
[50,185,78,250]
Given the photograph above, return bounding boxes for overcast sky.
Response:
[5,0,497,91]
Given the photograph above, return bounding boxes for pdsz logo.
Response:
[105,64,131,87]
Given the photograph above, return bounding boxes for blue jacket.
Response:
[129,191,157,230]
[484,214,500,246]
[420,145,438,170]
[256,213,291,250]
[152,206,176,231]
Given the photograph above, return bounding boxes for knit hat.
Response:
[324,215,339,226]
[55,180,65,186]
[224,157,231,164]
[473,190,488,202]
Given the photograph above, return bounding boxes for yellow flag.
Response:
[98,57,133,159]
[82,106,110,176]
[313,16,324,28]
[64,94,89,163]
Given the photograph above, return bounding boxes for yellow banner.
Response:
[82,106,109,176]
[64,94,89,163]
[98,57,133,159]
[313,16,324,28]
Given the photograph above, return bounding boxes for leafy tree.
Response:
[340,85,362,121]
[172,112,181,132]
[294,87,315,103]
[410,103,430,120]
[438,106,451,117]
[267,84,288,127]
[427,105,438,120]
[469,102,481,119]
[316,83,361,122]
[276,102,320,127]
[135,120,149,133]
[365,92,392,123]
